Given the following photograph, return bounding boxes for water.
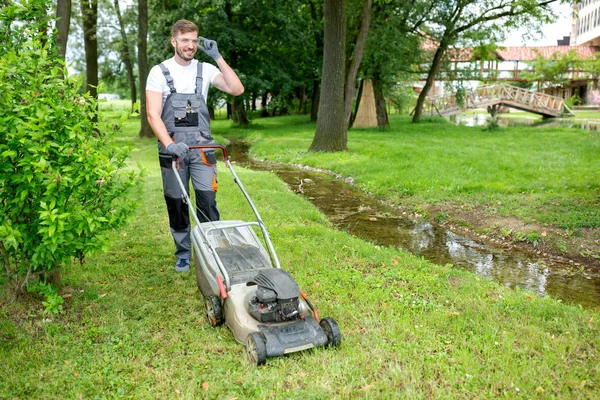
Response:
[227,142,600,310]
[448,113,600,130]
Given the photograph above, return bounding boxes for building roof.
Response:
[496,46,599,61]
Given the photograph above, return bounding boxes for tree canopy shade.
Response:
[411,0,560,122]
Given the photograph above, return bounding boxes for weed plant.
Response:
[1,114,599,398]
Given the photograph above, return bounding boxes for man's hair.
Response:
[172,20,198,37]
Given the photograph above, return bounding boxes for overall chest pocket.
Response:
[172,99,199,127]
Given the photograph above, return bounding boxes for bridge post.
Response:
[487,104,499,118]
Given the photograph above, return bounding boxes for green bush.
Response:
[0,1,141,300]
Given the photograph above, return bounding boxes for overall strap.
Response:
[159,63,176,94]
[195,62,203,95]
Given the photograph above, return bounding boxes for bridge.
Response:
[424,84,574,118]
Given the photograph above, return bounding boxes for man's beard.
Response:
[176,44,196,62]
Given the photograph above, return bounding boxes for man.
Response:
[146,19,244,272]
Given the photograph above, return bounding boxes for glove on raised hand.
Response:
[199,37,222,61]
[166,142,189,158]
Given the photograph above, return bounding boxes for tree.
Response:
[138,0,153,137]
[113,0,136,111]
[360,1,428,129]
[309,0,346,152]
[309,0,324,121]
[55,0,71,60]
[522,49,585,89]
[412,0,559,122]
[80,0,98,101]
[344,0,372,129]
[0,0,140,304]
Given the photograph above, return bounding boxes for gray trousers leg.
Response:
[159,138,219,260]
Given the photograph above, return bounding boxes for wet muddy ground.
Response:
[227,141,600,310]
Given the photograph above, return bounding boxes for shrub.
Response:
[483,116,501,131]
[0,1,141,300]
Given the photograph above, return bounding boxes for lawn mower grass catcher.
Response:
[171,145,341,365]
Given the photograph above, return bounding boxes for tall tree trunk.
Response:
[113,0,136,112]
[224,0,249,126]
[373,71,389,130]
[80,0,98,101]
[137,0,153,137]
[231,97,249,125]
[298,85,306,114]
[413,36,449,122]
[309,0,322,122]
[55,0,71,61]
[309,0,346,152]
[261,92,269,117]
[344,0,372,130]
[310,79,320,122]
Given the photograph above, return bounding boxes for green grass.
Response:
[216,114,600,230]
[1,113,599,398]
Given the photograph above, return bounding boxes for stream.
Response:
[227,141,600,310]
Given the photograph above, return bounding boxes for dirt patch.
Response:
[425,203,600,269]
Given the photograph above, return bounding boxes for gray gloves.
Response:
[166,142,189,158]
[199,37,222,61]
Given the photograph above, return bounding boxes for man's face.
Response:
[172,31,199,62]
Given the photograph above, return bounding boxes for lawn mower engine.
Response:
[248,269,302,323]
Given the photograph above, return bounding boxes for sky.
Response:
[500,2,573,47]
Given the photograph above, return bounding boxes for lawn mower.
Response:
[171,145,341,365]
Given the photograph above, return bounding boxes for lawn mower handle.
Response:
[187,144,228,162]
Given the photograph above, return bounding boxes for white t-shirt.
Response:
[146,58,220,105]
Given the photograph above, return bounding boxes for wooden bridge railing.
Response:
[424,84,574,117]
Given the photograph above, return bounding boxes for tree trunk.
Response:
[261,92,269,117]
[309,0,346,152]
[137,0,153,138]
[55,0,71,60]
[373,72,389,130]
[310,79,319,122]
[413,36,449,122]
[80,0,98,101]
[298,85,306,114]
[232,96,249,125]
[344,0,372,130]
[224,0,249,126]
[309,0,322,122]
[113,0,136,112]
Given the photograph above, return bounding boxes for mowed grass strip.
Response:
[1,115,599,398]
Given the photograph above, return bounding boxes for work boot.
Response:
[175,258,190,273]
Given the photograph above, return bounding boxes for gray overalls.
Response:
[158,62,219,260]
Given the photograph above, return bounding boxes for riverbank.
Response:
[1,113,599,398]
[215,114,600,270]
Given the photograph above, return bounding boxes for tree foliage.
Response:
[412,0,560,122]
[522,49,586,87]
[0,0,141,301]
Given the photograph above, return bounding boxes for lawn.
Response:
[214,113,600,263]
[1,112,599,398]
